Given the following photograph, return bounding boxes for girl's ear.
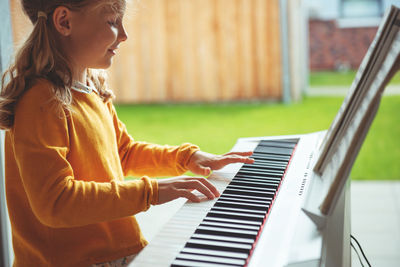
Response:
[52,6,73,36]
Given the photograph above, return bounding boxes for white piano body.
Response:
[131,131,351,267]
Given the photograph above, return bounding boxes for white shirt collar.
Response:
[71,81,99,94]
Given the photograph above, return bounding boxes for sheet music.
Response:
[314,6,400,174]
[319,29,400,214]
[313,7,394,171]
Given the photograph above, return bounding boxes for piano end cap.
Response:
[302,207,327,230]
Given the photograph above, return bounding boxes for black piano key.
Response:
[254,146,294,156]
[241,162,286,168]
[249,162,288,170]
[181,247,249,260]
[172,258,240,267]
[250,154,290,161]
[203,217,262,227]
[207,209,265,223]
[242,166,285,173]
[241,164,286,171]
[236,169,284,178]
[240,168,286,177]
[176,253,246,266]
[258,140,297,149]
[196,225,258,239]
[185,238,252,254]
[252,152,289,157]
[232,177,280,187]
[211,206,266,216]
[236,172,283,180]
[221,193,273,203]
[200,220,260,231]
[234,173,282,182]
[230,180,279,190]
[214,200,269,212]
[218,195,271,206]
[251,155,289,162]
[192,233,255,245]
[226,184,276,194]
[223,188,275,198]
[245,160,287,166]
[234,174,282,181]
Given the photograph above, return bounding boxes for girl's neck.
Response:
[73,68,87,84]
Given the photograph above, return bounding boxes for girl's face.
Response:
[64,3,128,73]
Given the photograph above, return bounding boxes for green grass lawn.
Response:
[310,70,400,87]
[115,96,400,180]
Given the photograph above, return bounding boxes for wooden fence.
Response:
[10,0,283,103]
[109,0,282,103]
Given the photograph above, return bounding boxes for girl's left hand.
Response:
[187,151,255,176]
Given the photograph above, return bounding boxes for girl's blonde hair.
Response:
[0,0,126,130]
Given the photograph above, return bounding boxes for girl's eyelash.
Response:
[108,20,118,27]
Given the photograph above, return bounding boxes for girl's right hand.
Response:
[157,176,220,205]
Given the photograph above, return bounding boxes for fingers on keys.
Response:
[178,177,220,202]
[219,151,255,166]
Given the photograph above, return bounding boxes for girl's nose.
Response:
[118,24,128,42]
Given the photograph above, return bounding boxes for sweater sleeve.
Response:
[10,86,158,228]
[106,101,200,177]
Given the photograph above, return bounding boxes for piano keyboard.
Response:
[171,139,298,267]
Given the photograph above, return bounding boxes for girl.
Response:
[0,0,254,266]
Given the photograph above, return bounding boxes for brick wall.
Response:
[309,20,378,71]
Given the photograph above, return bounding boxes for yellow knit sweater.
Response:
[4,79,199,267]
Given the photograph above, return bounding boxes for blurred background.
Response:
[7,0,400,180]
[2,0,400,266]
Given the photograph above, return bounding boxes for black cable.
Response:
[351,240,365,267]
[351,234,371,267]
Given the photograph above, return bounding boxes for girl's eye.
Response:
[107,20,118,27]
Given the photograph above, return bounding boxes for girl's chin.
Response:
[89,60,113,70]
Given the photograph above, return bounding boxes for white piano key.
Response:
[232,177,281,184]
[226,185,277,192]
[234,174,282,182]
[250,157,288,164]
[237,169,283,177]
[230,180,279,189]
[200,220,260,231]
[239,166,285,174]
[177,252,246,266]
[221,193,273,203]
[181,247,249,260]
[218,195,271,205]
[241,164,286,171]
[215,200,269,211]
[223,188,276,198]
[186,238,252,252]
[196,225,258,239]
[253,151,292,158]
[172,259,240,267]
[211,206,267,215]
[207,210,265,222]
[248,160,287,166]
[203,217,262,227]
[192,233,255,245]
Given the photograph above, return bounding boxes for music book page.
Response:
[314,6,400,174]
[311,6,400,214]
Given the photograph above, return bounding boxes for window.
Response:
[341,0,383,18]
